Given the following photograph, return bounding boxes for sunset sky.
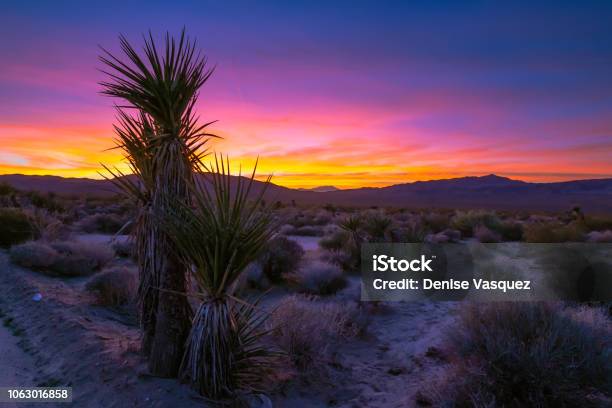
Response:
[1,1,612,188]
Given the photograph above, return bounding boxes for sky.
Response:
[1,1,612,189]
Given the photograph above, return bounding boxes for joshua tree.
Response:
[100,31,216,376]
[164,155,277,400]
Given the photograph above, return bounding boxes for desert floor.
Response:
[0,235,457,407]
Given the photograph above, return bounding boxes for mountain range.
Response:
[1,173,612,213]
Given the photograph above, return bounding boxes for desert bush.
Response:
[9,241,59,270]
[586,230,612,243]
[496,219,523,241]
[24,191,63,212]
[86,266,137,306]
[25,209,71,242]
[451,210,501,237]
[523,221,585,243]
[363,212,393,242]
[10,240,112,277]
[585,215,612,232]
[0,208,35,247]
[318,229,350,251]
[76,213,125,234]
[291,261,347,295]
[473,225,501,243]
[422,212,451,232]
[259,236,305,282]
[392,218,428,242]
[426,303,611,407]
[269,295,368,370]
[49,241,114,276]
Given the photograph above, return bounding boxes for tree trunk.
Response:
[148,247,192,376]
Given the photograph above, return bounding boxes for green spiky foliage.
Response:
[164,155,277,400]
[99,30,216,376]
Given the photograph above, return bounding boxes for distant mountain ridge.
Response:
[2,173,612,213]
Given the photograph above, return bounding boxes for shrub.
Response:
[422,212,451,233]
[363,212,393,242]
[292,261,347,295]
[25,191,63,212]
[473,225,501,243]
[496,219,523,241]
[426,303,611,407]
[259,236,304,282]
[269,295,367,370]
[76,213,125,234]
[523,221,585,243]
[318,229,350,251]
[585,215,612,232]
[451,210,501,237]
[85,266,137,306]
[0,208,35,247]
[9,241,59,270]
[586,230,612,243]
[10,240,113,277]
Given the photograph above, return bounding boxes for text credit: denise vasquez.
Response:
[372,278,531,293]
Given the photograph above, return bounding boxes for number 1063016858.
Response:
[1,387,72,403]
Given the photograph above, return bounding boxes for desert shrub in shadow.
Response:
[0,208,36,247]
[523,221,586,242]
[473,225,501,243]
[586,230,612,243]
[24,191,64,212]
[318,229,350,251]
[86,266,137,306]
[363,211,394,242]
[451,210,501,238]
[10,240,113,277]
[259,236,304,283]
[425,303,611,407]
[9,241,59,269]
[496,219,523,241]
[585,215,612,232]
[422,212,451,233]
[290,261,347,295]
[269,295,368,371]
[76,213,126,234]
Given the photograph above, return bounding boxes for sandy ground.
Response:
[0,234,457,407]
[0,325,37,408]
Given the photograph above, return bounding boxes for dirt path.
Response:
[0,324,36,407]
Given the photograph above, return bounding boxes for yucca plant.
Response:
[99,30,216,376]
[164,155,277,400]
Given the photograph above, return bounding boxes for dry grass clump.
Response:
[269,295,368,370]
[85,266,137,306]
[10,240,113,277]
[0,208,36,247]
[473,225,501,243]
[290,261,347,295]
[75,213,126,234]
[9,241,59,269]
[586,230,612,243]
[424,302,611,407]
[451,210,501,237]
[523,221,585,242]
[259,236,305,282]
